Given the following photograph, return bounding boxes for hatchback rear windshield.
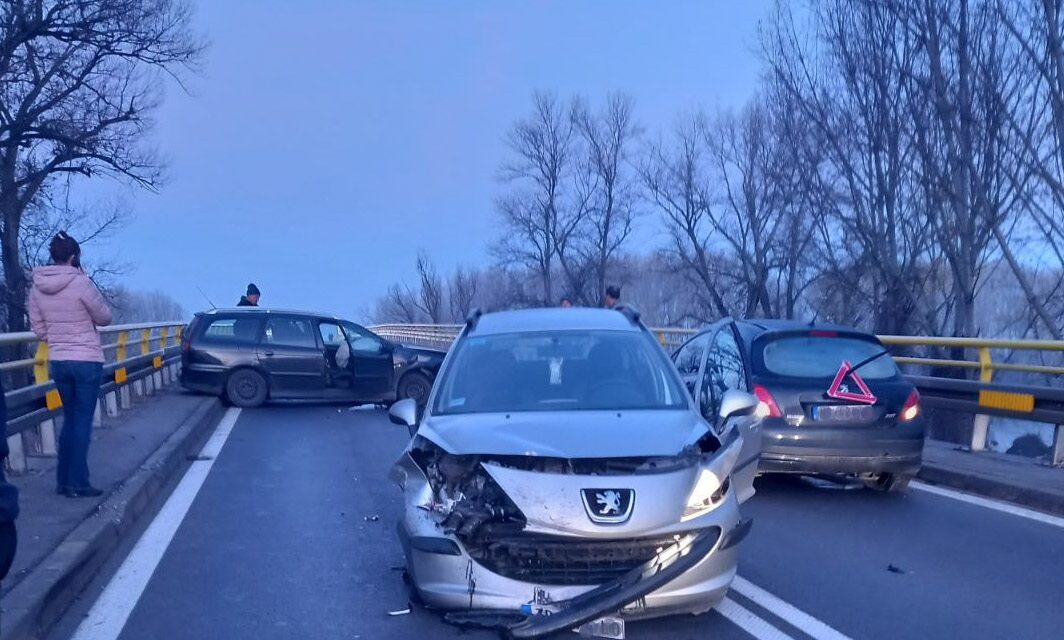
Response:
[433,330,687,414]
[758,335,899,380]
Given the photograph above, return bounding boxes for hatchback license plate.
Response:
[812,404,877,422]
[575,616,625,639]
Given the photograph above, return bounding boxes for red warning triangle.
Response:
[826,361,877,404]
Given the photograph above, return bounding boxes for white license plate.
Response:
[575,616,625,639]
[812,404,877,422]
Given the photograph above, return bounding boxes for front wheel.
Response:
[863,472,912,493]
[225,369,268,408]
[397,372,432,406]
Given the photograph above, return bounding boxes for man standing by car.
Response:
[604,285,621,309]
[237,283,260,307]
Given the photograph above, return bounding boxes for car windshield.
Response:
[759,335,899,380]
[433,330,687,414]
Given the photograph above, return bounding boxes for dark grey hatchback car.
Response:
[673,319,924,492]
[180,308,445,408]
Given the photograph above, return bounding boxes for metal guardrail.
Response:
[2,321,187,473]
[371,323,1064,466]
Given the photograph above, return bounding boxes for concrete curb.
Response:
[917,464,1064,516]
[1,397,225,640]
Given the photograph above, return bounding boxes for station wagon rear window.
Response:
[200,316,262,344]
[759,335,898,380]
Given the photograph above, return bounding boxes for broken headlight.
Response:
[681,430,742,521]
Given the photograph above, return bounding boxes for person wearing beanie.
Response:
[237,283,260,307]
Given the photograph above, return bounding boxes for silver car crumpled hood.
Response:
[482,461,699,537]
[417,410,709,458]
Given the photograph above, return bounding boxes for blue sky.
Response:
[94,0,771,321]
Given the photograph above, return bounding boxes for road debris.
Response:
[363,515,380,522]
[387,607,411,616]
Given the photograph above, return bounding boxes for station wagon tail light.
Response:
[753,385,782,418]
[900,390,920,422]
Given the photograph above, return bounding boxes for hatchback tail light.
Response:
[753,384,782,418]
[900,390,920,422]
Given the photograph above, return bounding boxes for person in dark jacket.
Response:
[237,283,260,307]
[604,285,621,309]
[0,376,21,589]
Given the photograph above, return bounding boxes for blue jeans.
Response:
[51,361,103,490]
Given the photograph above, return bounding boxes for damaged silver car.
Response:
[389,307,762,638]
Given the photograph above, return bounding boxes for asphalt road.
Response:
[52,405,1064,640]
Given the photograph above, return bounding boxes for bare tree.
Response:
[640,115,731,319]
[995,0,1064,338]
[572,93,642,304]
[414,251,444,323]
[110,286,185,323]
[765,0,938,335]
[495,91,580,305]
[0,0,202,331]
[377,283,420,324]
[449,266,478,322]
[898,0,1034,341]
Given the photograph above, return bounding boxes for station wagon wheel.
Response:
[862,472,912,493]
[398,372,432,406]
[225,369,268,408]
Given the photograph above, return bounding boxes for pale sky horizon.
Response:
[88,0,772,322]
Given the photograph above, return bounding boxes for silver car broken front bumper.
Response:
[397,488,743,621]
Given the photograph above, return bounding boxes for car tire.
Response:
[863,472,912,493]
[225,369,268,408]
[397,372,432,406]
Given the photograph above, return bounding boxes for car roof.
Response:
[469,307,642,337]
[197,308,346,322]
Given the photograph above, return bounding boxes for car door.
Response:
[671,332,710,396]
[318,320,357,397]
[258,315,327,398]
[696,325,761,503]
[342,322,394,401]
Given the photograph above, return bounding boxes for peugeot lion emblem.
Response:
[581,488,635,524]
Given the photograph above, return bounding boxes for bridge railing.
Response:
[372,323,1064,466]
[1,321,186,472]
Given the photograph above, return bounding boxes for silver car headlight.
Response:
[682,430,743,522]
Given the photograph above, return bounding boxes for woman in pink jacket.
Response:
[28,232,113,498]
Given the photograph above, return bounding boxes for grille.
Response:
[465,529,719,586]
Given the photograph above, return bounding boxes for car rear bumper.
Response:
[179,365,226,395]
[759,418,925,475]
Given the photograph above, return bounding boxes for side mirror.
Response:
[388,398,418,429]
[719,390,759,421]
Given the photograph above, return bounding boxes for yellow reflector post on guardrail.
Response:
[153,356,163,369]
[978,390,1035,413]
[115,368,127,384]
[33,343,62,410]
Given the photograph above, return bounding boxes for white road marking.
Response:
[732,576,854,640]
[71,408,242,640]
[911,481,1064,530]
[716,596,796,640]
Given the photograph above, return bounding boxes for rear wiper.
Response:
[847,349,891,375]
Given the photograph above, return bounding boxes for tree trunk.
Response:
[1,196,27,333]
